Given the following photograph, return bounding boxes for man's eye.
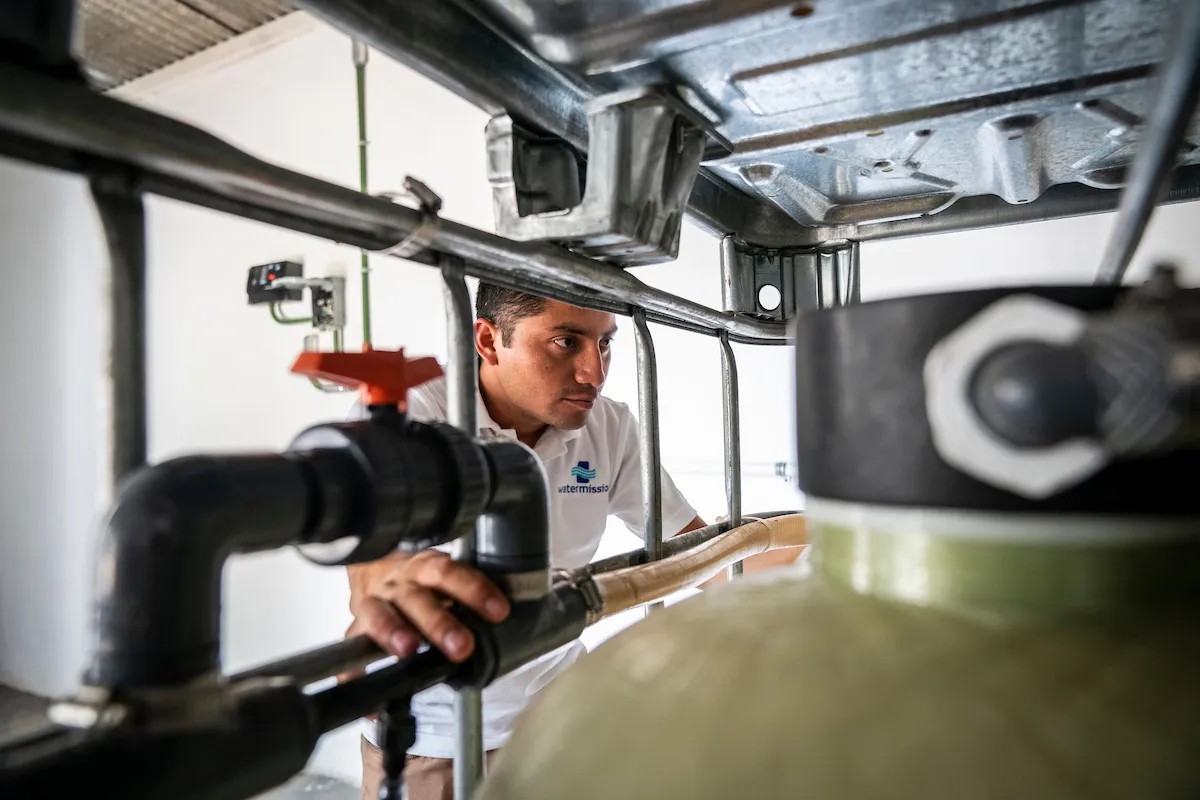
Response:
[600,338,613,351]
[554,337,576,349]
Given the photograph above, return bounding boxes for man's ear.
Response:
[475,319,501,366]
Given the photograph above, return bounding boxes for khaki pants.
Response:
[361,736,499,800]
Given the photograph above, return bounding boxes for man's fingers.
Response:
[392,583,477,662]
[410,553,510,623]
[354,597,422,658]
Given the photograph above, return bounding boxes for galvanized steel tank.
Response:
[479,287,1200,799]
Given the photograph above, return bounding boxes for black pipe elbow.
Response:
[87,449,362,688]
[477,440,550,598]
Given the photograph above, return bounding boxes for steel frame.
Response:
[0,47,780,800]
[4,0,1200,795]
[291,0,1200,250]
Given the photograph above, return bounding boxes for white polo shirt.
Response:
[357,375,696,758]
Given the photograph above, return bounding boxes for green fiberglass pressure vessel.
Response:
[479,288,1200,799]
[480,504,1200,799]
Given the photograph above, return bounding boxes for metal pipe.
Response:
[0,65,788,345]
[632,310,664,613]
[228,634,383,687]
[1094,0,1200,284]
[440,256,486,797]
[719,332,744,578]
[312,650,454,734]
[433,222,787,343]
[89,171,147,493]
[719,235,741,314]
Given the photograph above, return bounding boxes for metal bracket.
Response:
[374,176,443,259]
[552,569,604,623]
[486,87,711,266]
[272,276,347,332]
[720,238,861,321]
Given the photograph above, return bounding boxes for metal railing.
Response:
[0,58,799,800]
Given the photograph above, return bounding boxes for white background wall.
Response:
[2,10,1199,788]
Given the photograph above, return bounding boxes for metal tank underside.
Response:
[290,0,1200,247]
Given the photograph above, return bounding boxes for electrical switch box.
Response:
[246,261,303,305]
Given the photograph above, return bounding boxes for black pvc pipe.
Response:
[309,583,587,734]
[312,650,454,733]
[0,684,319,800]
[228,634,383,687]
[86,451,361,688]
[477,440,551,575]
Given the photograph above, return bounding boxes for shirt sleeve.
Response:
[345,398,367,422]
[608,404,698,539]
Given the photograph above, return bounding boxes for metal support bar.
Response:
[633,310,664,612]
[1095,0,1200,285]
[486,87,709,265]
[822,242,861,308]
[440,256,485,797]
[719,332,743,579]
[0,64,787,345]
[721,238,861,320]
[89,170,147,496]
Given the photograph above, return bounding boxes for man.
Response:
[347,284,785,799]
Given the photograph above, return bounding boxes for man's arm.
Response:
[341,389,512,663]
[345,549,511,662]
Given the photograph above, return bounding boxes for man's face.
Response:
[482,300,617,431]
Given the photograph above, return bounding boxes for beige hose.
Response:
[592,514,807,621]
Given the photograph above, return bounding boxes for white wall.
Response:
[3,8,1200,788]
[0,160,105,697]
[862,204,1200,299]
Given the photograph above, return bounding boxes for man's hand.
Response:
[346,549,511,664]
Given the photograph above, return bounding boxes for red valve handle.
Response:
[290,346,443,410]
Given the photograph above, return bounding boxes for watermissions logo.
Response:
[560,460,609,494]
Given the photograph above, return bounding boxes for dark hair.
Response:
[475,282,548,346]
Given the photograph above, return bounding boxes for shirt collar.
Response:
[475,388,583,462]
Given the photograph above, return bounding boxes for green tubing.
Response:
[355,50,372,347]
[269,302,310,325]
